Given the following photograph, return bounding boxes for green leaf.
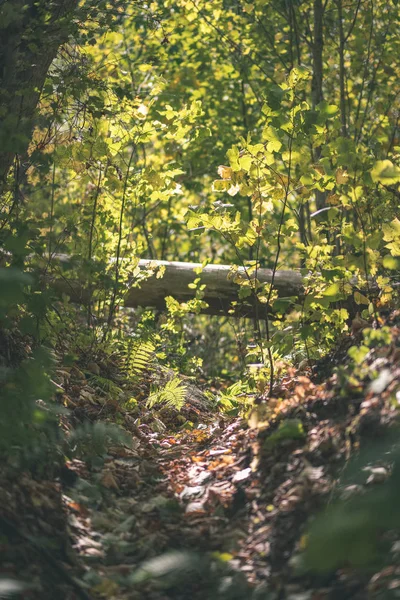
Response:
[322,282,342,297]
[227,146,241,171]
[385,241,400,256]
[382,218,400,256]
[382,255,400,270]
[0,268,32,311]
[354,291,369,305]
[125,339,156,376]
[348,345,369,364]
[382,217,400,241]
[267,139,282,153]
[147,376,187,410]
[370,160,400,184]
[264,419,305,450]
[212,179,231,192]
[238,154,252,172]
[318,101,339,117]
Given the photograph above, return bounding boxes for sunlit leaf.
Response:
[370,160,400,184]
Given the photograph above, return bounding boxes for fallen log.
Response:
[126,260,303,317]
[45,257,304,318]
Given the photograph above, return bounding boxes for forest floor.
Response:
[1,311,400,600]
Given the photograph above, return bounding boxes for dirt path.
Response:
[2,314,400,599]
[65,321,400,600]
[65,415,259,599]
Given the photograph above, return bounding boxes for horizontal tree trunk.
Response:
[126,260,303,317]
[46,257,304,318]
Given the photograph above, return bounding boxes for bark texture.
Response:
[311,0,326,213]
[125,260,304,317]
[0,0,77,187]
[45,257,304,318]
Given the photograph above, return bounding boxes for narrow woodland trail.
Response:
[72,408,328,600]
[66,414,261,600]
[64,314,399,600]
[2,313,400,599]
[1,1,399,597]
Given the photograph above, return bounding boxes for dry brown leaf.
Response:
[100,470,119,490]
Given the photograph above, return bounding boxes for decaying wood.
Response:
[125,260,303,317]
[45,257,304,318]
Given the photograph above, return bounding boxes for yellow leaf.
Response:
[212,552,234,562]
[212,179,231,192]
[336,168,349,184]
[243,3,254,13]
[217,165,232,180]
[382,255,400,270]
[239,155,252,172]
[371,160,400,184]
[354,291,369,305]
[156,265,166,279]
[323,282,341,296]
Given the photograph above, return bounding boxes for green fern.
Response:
[89,375,122,399]
[146,376,187,411]
[125,337,156,376]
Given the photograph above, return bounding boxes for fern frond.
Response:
[147,376,187,411]
[125,338,156,376]
[89,375,122,399]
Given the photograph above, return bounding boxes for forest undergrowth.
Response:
[2,307,400,600]
[1,1,400,598]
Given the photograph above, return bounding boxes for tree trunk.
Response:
[29,255,381,318]
[311,0,326,213]
[126,260,304,316]
[311,0,324,110]
[45,257,304,318]
[0,0,77,188]
[337,0,348,138]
